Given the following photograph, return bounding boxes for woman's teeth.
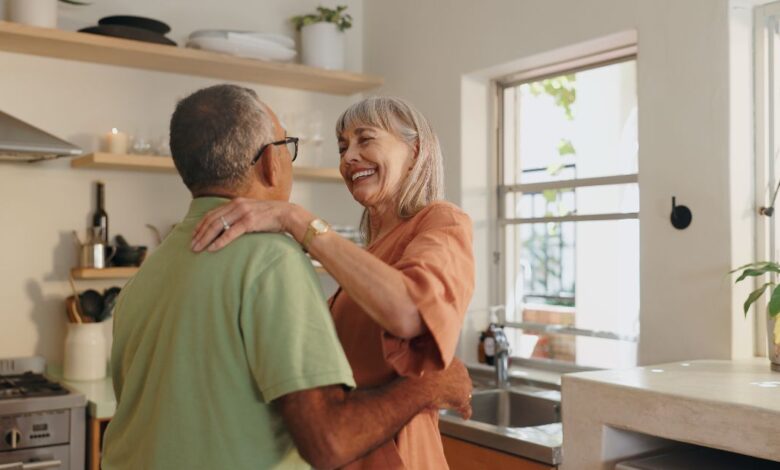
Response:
[351,169,376,181]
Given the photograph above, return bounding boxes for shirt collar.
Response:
[183,197,231,221]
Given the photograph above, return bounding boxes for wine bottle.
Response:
[92,181,108,244]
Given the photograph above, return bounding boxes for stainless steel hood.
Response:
[0,110,83,162]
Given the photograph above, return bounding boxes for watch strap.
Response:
[301,218,329,252]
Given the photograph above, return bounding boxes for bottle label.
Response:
[484,337,496,357]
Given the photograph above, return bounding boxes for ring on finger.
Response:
[220,215,231,231]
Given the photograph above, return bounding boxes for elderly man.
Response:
[100,84,471,470]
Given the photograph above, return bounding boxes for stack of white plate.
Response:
[186,30,296,62]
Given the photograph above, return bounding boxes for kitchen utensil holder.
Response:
[63,322,106,381]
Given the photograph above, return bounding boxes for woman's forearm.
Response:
[284,205,426,339]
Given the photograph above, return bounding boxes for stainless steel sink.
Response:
[467,389,560,427]
[439,386,563,465]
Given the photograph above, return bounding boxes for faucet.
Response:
[490,324,511,388]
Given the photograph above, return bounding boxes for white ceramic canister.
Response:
[63,322,107,381]
[300,22,345,70]
[7,0,58,28]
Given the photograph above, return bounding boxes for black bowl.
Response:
[98,15,171,34]
[112,246,148,267]
[79,24,176,46]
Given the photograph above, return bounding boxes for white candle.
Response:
[106,128,128,154]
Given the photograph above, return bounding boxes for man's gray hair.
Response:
[170,84,274,193]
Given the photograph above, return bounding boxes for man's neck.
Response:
[192,185,280,202]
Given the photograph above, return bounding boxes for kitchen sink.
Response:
[439,385,563,465]
[467,389,560,428]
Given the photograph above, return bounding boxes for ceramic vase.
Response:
[7,0,58,28]
[768,316,780,372]
[301,22,345,70]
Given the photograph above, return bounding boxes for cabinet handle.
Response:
[24,461,61,470]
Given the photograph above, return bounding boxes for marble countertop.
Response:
[48,366,116,420]
[568,358,780,412]
[561,358,780,468]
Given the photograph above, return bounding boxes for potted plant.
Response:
[732,261,780,371]
[291,5,352,70]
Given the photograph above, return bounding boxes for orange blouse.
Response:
[330,201,475,469]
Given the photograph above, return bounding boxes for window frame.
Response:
[495,46,640,360]
[753,1,780,356]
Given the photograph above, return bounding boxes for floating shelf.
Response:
[71,267,138,280]
[0,21,382,95]
[71,153,343,182]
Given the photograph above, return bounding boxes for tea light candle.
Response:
[106,128,128,154]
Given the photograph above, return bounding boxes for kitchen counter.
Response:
[561,358,780,469]
[48,366,116,419]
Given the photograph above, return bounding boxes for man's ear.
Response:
[255,147,280,187]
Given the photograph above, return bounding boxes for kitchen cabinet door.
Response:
[441,435,556,470]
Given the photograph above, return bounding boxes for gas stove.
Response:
[0,357,85,470]
[0,372,69,401]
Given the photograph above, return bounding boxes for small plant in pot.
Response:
[732,261,780,371]
[290,5,352,70]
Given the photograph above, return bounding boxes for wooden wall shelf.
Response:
[71,153,343,182]
[71,267,138,280]
[0,21,382,95]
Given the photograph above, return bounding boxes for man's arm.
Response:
[277,359,472,470]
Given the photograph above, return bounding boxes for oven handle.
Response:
[23,462,61,470]
[0,459,62,470]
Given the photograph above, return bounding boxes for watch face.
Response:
[312,219,329,233]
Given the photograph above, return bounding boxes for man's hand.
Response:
[420,359,473,420]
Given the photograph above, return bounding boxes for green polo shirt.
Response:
[102,197,355,470]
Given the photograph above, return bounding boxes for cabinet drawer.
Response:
[441,435,555,470]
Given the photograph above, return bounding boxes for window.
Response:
[754,1,780,355]
[497,49,639,369]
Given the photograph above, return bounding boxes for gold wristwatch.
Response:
[301,218,330,252]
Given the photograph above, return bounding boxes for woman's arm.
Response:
[191,199,427,339]
[286,205,427,339]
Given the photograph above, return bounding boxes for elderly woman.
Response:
[191,96,474,468]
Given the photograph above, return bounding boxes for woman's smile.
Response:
[350,167,377,183]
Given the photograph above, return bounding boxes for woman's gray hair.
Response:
[336,96,445,243]
[170,84,275,193]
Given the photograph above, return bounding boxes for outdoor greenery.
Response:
[520,74,578,306]
[291,5,353,32]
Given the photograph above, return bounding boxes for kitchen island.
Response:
[561,358,780,468]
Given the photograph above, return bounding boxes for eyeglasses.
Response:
[251,136,299,165]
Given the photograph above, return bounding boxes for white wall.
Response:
[0,0,364,363]
[364,0,750,365]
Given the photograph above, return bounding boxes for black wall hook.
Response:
[670,196,692,230]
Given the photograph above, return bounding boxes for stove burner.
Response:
[0,372,68,400]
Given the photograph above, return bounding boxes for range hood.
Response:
[0,110,83,162]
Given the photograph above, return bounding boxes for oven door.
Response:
[0,444,69,470]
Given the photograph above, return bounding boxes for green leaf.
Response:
[557,139,575,156]
[546,163,565,175]
[734,265,780,283]
[730,261,779,274]
[769,285,780,317]
[542,189,558,203]
[744,282,774,316]
[291,5,352,31]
